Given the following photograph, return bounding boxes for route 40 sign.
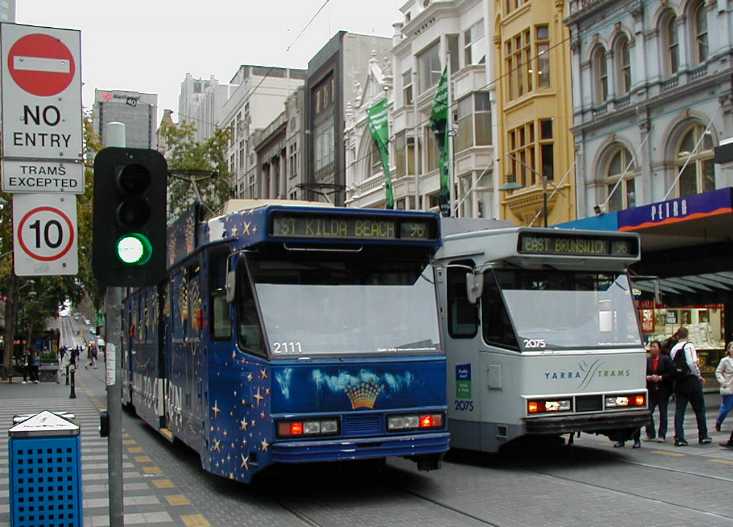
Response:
[0,23,83,193]
[13,194,78,276]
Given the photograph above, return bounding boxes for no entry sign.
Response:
[0,23,82,187]
[7,33,76,96]
[13,194,78,276]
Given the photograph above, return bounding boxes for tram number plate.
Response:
[523,338,546,349]
[454,400,474,412]
[272,341,303,354]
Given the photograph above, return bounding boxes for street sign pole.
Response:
[103,122,125,527]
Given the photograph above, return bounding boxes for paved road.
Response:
[2,314,731,526]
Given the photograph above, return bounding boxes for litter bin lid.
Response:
[8,411,80,437]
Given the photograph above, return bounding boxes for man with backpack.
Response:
[670,327,712,446]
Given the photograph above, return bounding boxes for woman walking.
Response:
[715,342,733,432]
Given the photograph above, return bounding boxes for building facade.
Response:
[221,65,305,199]
[93,89,158,149]
[566,0,733,217]
[177,73,231,142]
[0,0,15,22]
[390,0,495,217]
[304,32,393,206]
[495,0,576,226]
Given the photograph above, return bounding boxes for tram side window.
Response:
[210,252,232,341]
[447,263,478,338]
[481,273,519,350]
[237,261,265,357]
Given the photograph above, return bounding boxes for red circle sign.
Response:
[7,33,76,97]
[17,206,75,262]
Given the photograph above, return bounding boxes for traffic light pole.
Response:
[103,122,125,527]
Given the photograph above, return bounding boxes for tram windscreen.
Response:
[249,254,440,356]
[495,271,642,351]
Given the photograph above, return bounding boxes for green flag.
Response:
[430,68,450,217]
[367,98,394,209]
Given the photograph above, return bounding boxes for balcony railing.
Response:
[615,94,631,108]
[568,0,610,16]
[689,63,708,81]
[660,75,679,92]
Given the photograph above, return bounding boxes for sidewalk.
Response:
[0,370,179,527]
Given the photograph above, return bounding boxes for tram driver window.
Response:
[447,263,478,338]
[210,252,232,341]
[481,273,519,350]
[236,261,265,357]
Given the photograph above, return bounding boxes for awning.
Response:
[633,271,733,297]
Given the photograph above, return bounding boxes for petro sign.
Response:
[0,23,83,194]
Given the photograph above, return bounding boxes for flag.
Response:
[430,68,450,217]
[367,98,394,209]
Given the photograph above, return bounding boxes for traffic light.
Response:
[93,147,167,286]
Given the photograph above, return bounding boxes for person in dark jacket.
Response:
[645,340,675,442]
[615,340,674,448]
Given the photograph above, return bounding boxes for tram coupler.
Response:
[416,454,442,472]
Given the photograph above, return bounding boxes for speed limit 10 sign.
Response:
[13,194,78,276]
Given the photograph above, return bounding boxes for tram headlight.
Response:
[605,396,629,408]
[527,399,571,415]
[276,418,340,438]
[387,413,443,431]
[545,400,572,412]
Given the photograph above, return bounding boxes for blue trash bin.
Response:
[8,411,82,527]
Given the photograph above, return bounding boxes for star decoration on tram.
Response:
[240,454,250,470]
[260,438,270,452]
[260,369,268,380]
[246,372,254,382]
[212,439,222,453]
[253,387,264,406]
[240,418,249,431]
[211,401,221,419]
[243,222,251,235]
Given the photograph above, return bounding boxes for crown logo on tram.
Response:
[345,383,384,410]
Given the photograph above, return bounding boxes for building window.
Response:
[314,117,334,176]
[676,124,715,197]
[455,92,491,153]
[507,119,552,187]
[693,1,708,64]
[369,139,382,177]
[288,142,297,179]
[615,36,631,95]
[539,119,554,182]
[402,70,414,106]
[395,132,406,178]
[464,20,486,66]
[604,146,636,212]
[535,25,550,89]
[663,13,679,75]
[505,0,526,13]
[314,75,334,115]
[447,34,460,73]
[505,29,531,100]
[592,46,608,104]
[418,40,442,94]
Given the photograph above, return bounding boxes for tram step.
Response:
[159,427,175,443]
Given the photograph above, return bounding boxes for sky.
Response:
[17,0,404,123]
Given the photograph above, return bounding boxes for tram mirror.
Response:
[466,272,484,304]
[226,268,237,303]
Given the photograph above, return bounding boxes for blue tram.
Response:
[121,201,449,483]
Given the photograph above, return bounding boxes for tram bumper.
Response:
[270,431,450,464]
[523,409,650,435]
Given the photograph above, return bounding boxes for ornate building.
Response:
[566,0,733,217]
[495,0,576,225]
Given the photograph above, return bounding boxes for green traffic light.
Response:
[116,233,152,266]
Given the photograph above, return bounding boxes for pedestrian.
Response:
[29,349,40,384]
[670,327,712,446]
[714,342,733,432]
[646,340,674,442]
[91,343,98,369]
[661,333,678,356]
[21,348,31,384]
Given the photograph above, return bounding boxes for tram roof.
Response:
[168,201,442,268]
[436,220,640,270]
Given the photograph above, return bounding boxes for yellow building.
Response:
[494,0,575,226]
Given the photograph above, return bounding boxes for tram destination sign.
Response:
[271,213,438,241]
[518,233,639,258]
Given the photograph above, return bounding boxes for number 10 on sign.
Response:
[12,194,78,276]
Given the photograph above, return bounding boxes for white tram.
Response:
[435,220,650,452]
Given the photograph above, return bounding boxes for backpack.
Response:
[673,343,693,380]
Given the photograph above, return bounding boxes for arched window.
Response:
[661,12,679,75]
[693,1,708,63]
[604,146,636,212]
[592,46,608,104]
[369,139,382,177]
[615,36,631,95]
[676,124,715,197]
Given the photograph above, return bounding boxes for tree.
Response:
[160,120,232,221]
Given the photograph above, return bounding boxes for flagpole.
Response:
[446,51,455,217]
[413,70,420,210]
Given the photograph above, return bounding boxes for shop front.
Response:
[560,187,733,388]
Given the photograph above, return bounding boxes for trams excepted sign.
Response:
[13,194,78,276]
[0,23,83,193]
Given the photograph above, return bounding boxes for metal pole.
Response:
[543,178,549,228]
[69,366,76,399]
[413,70,420,210]
[446,51,455,217]
[103,122,125,527]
